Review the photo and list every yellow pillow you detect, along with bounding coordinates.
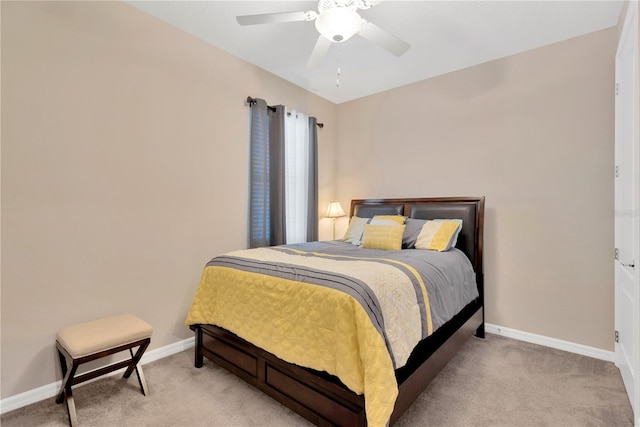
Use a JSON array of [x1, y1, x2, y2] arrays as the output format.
[[414, 220, 462, 251], [371, 215, 406, 225], [361, 224, 406, 250]]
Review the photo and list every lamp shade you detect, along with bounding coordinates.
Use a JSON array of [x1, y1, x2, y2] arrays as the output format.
[[315, 8, 362, 43], [326, 200, 346, 218]]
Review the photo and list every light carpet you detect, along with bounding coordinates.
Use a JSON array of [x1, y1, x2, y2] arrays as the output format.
[[1, 334, 633, 426]]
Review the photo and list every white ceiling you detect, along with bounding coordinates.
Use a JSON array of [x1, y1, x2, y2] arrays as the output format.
[[127, 1, 624, 104]]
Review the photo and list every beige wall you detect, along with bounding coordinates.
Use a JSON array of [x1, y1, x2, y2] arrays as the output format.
[[0, 0, 622, 403], [335, 28, 617, 351], [0, 1, 337, 398]]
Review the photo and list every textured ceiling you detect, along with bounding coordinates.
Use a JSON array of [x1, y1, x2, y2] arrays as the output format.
[[127, 1, 624, 104]]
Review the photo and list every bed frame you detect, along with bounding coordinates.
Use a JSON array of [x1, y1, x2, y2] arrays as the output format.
[[190, 197, 485, 426]]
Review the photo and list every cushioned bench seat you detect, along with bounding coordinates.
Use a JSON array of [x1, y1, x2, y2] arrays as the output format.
[[55, 314, 153, 426]]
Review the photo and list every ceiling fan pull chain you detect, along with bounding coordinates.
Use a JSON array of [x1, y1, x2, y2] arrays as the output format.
[[336, 46, 341, 87]]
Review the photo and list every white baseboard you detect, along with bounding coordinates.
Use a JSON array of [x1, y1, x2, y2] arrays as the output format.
[[485, 323, 615, 362], [140, 336, 195, 365], [0, 337, 195, 415]]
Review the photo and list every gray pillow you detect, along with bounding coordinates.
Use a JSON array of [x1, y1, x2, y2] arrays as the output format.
[[402, 218, 428, 249]]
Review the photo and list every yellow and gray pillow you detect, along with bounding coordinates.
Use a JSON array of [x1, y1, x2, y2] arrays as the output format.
[[414, 219, 463, 252]]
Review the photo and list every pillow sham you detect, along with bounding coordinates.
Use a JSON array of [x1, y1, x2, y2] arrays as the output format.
[[439, 219, 463, 249], [361, 224, 406, 250], [402, 218, 429, 249], [370, 215, 407, 226], [342, 216, 370, 245], [414, 219, 463, 252]]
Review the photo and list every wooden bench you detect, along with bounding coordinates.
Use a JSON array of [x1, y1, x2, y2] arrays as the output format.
[[55, 314, 153, 426]]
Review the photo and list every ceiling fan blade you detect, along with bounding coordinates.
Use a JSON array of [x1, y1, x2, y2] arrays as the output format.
[[307, 35, 333, 69], [236, 11, 317, 26], [358, 20, 410, 56]]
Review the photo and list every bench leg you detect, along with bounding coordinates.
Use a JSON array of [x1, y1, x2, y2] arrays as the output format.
[[122, 339, 150, 396], [55, 347, 78, 405], [56, 348, 68, 404], [64, 388, 79, 427], [129, 348, 150, 396], [56, 347, 79, 427]]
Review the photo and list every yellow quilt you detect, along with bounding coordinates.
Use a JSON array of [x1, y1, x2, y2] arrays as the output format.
[[186, 246, 434, 427]]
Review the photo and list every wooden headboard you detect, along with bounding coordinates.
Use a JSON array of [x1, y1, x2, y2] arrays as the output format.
[[350, 197, 485, 277]]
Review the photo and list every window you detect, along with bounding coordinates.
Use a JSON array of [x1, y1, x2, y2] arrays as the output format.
[[285, 111, 310, 244], [247, 99, 318, 248]]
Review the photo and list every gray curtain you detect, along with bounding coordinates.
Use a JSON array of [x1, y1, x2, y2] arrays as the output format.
[[248, 99, 286, 248], [268, 105, 287, 246], [306, 116, 319, 242]]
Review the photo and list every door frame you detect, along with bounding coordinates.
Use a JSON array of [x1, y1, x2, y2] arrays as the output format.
[[615, 2, 640, 425]]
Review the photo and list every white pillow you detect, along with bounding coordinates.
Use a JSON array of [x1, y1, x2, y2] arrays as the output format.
[[342, 216, 370, 245]]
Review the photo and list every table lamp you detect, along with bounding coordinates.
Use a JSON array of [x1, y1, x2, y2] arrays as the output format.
[[326, 200, 346, 240]]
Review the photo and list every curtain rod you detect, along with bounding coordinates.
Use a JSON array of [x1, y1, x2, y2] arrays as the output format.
[[246, 96, 324, 129]]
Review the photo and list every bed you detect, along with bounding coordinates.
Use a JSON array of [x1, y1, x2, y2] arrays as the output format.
[[187, 197, 485, 426]]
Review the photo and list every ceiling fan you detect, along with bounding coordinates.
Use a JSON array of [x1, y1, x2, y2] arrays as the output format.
[[236, 0, 410, 69]]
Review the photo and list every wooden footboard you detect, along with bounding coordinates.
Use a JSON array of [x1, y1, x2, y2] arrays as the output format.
[[392, 303, 483, 425], [192, 323, 367, 426], [191, 300, 482, 427]]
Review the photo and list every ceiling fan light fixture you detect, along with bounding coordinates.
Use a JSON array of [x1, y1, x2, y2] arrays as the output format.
[[315, 8, 362, 43]]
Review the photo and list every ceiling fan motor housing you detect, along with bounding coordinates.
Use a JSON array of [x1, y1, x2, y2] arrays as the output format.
[[315, 7, 363, 42]]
